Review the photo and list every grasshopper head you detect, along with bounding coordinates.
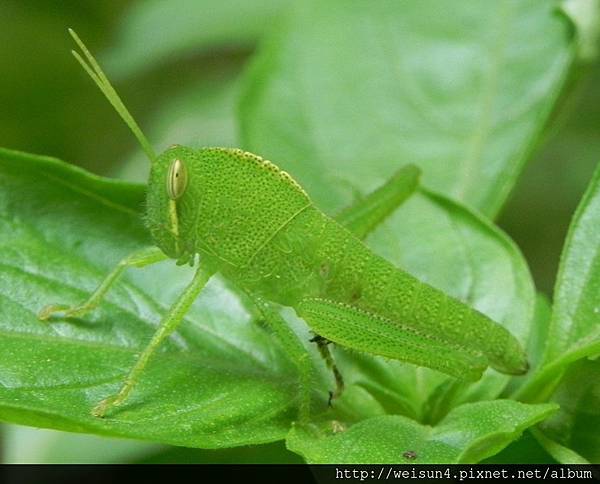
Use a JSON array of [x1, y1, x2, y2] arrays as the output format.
[[145, 145, 311, 268], [145, 145, 197, 264]]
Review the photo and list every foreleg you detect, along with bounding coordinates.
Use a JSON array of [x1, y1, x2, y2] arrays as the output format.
[[249, 295, 314, 422], [92, 264, 214, 417], [38, 246, 167, 320]]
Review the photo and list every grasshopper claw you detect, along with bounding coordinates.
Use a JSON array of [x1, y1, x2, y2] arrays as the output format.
[[38, 304, 70, 321], [91, 395, 119, 418]]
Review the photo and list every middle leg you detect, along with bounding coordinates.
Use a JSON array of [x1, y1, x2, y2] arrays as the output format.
[[247, 294, 315, 422], [309, 335, 345, 406]]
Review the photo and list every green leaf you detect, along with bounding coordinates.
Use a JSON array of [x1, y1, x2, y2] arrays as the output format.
[[482, 430, 557, 464], [544, 161, 600, 364], [103, 0, 293, 78], [0, 147, 309, 448], [135, 440, 304, 464], [239, 0, 574, 217], [287, 400, 557, 464], [527, 294, 554, 372], [516, 161, 600, 403], [561, 0, 600, 62], [503, 293, 552, 397], [531, 427, 590, 464], [539, 358, 600, 462]]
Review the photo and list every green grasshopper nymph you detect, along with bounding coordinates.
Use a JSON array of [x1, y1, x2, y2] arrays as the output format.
[[39, 30, 528, 420]]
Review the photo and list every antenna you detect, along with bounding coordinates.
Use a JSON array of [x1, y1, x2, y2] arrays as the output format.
[[69, 28, 157, 163]]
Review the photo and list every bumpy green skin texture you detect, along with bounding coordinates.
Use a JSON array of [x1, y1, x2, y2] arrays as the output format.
[[146, 146, 528, 380]]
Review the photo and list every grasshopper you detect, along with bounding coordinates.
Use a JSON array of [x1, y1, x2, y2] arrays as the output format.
[[39, 30, 528, 419]]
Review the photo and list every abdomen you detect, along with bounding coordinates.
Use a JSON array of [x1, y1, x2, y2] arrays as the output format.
[[233, 207, 527, 377]]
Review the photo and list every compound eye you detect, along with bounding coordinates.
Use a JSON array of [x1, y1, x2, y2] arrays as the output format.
[[166, 158, 188, 200]]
